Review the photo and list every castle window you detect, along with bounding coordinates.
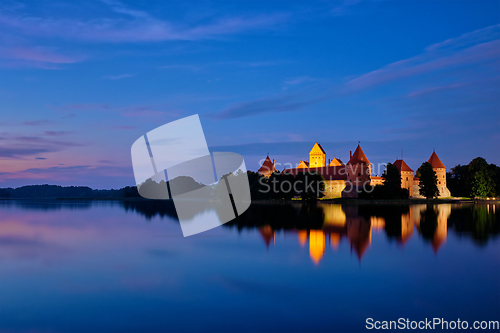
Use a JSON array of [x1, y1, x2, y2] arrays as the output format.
[[406, 177, 408, 181], [439, 181, 441, 184], [358, 173, 361, 176]]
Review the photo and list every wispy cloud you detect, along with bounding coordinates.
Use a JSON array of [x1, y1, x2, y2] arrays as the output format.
[[160, 60, 290, 72], [207, 24, 500, 120], [44, 131, 73, 137], [407, 83, 465, 98], [160, 64, 203, 71], [48, 103, 111, 111], [0, 132, 85, 159], [0, 146, 54, 158], [15, 136, 84, 147], [206, 88, 330, 120], [345, 24, 500, 92], [0, 2, 289, 43], [49, 103, 180, 118], [22, 120, 54, 126], [0, 164, 134, 189], [114, 126, 137, 130], [283, 76, 319, 85], [102, 73, 135, 80], [0, 45, 84, 69]]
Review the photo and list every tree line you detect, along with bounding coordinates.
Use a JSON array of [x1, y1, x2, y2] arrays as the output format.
[[447, 157, 500, 198], [248, 171, 325, 201], [1, 157, 497, 200]]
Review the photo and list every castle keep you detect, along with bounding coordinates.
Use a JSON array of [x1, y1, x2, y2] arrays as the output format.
[[258, 143, 451, 198]]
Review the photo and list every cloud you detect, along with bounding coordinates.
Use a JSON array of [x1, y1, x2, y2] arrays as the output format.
[[114, 126, 137, 130], [206, 84, 332, 120], [0, 45, 82, 63], [44, 131, 73, 137], [407, 83, 465, 98], [345, 24, 500, 92], [122, 107, 179, 118], [207, 24, 500, 120], [0, 3, 289, 43], [160, 64, 203, 71], [15, 136, 83, 147], [0, 164, 134, 189], [22, 120, 54, 126], [160, 60, 290, 72], [0, 146, 54, 158], [0, 133, 85, 159], [48, 103, 111, 111], [284, 76, 319, 85], [102, 73, 134, 80], [48, 103, 178, 118], [0, 43, 84, 69], [35, 157, 46, 160]]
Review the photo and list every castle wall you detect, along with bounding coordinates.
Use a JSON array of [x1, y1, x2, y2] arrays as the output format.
[[310, 154, 325, 168], [412, 177, 451, 198], [346, 164, 371, 187], [323, 180, 346, 199], [401, 170, 414, 196], [370, 176, 383, 186], [434, 168, 446, 187]]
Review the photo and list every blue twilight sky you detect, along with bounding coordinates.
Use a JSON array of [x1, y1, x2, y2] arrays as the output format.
[[0, 0, 499, 189]]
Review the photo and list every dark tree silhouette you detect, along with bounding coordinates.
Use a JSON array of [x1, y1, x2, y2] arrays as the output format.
[[382, 163, 408, 199], [295, 171, 325, 202], [418, 162, 439, 199], [447, 157, 498, 197]]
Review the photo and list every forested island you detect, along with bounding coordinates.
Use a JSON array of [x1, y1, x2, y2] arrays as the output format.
[[0, 157, 498, 201]]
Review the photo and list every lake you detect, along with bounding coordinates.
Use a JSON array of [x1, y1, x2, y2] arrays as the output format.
[[0, 200, 498, 332]]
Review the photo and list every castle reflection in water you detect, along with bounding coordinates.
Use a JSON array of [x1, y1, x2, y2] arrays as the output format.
[[253, 203, 497, 265], [116, 199, 498, 265]]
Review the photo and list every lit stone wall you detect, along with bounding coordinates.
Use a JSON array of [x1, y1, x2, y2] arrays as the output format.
[[323, 180, 347, 199], [309, 154, 325, 168], [401, 170, 414, 196]]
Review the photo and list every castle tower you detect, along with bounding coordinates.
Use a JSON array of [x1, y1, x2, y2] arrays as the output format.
[[309, 142, 326, 168], [428, 151, 446, 187], [414, 151, 450, 198], [258, 155, 277, 177], [346, 144, 371, 187], [394, 159, 414, 196]]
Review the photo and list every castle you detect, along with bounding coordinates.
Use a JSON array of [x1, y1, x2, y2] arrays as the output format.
[[258, 143, 451, 198]]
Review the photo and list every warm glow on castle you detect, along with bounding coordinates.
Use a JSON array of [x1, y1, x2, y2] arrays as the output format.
[[257, 204, 451, 264], [258, 143, 451, 198]]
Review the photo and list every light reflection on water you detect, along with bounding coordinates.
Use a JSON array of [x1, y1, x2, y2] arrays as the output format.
[[0, 200, 498, 333]]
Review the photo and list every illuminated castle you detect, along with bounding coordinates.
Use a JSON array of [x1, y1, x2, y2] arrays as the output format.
[[258, 143, 451, 198]]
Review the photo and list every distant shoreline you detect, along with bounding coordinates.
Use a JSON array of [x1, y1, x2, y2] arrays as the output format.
[[1, 197, 497, 204]]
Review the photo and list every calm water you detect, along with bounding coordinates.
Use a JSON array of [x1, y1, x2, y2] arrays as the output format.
[[0, 200, 498, 332]]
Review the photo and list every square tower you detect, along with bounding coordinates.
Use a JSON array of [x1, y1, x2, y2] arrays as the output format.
[[309, 142, 326, 168]]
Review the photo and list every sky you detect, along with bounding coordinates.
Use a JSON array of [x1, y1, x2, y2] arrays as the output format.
[[0, 0, 499, 189]]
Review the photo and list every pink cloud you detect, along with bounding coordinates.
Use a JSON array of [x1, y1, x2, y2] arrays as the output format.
[[0, 46, 82, 63]]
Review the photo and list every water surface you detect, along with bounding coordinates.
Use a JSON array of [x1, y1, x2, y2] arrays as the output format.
[[0, 200, 498, 332]]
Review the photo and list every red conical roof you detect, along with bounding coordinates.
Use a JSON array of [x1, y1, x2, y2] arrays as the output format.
[[428, 152, 446, 169], [258, 156, 276, 174], [393, 159, 413, 172], [348, 145, 370, 165]]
